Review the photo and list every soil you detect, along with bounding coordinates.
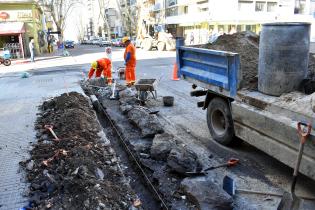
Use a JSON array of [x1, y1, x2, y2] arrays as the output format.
[[203, 31, 259, 90], [20, 92, 136, 210], [201, 31, 315, 90]]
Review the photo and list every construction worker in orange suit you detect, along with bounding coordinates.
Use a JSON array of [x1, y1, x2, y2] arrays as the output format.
[[88, 58, 112, 85], [122, 36, 136, 86]]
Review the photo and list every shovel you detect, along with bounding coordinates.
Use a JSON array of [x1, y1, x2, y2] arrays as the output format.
[[277, 122, 312, 210], [185, 158, 239, 176]]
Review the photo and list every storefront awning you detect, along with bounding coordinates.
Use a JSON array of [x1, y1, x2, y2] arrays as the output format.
[[0, 22, 25, 35]]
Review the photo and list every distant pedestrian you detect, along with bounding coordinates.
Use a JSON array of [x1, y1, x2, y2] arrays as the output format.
[[47, 35, 53, 53], [29, 39, 35, 62], [190, 32, 194, 45]]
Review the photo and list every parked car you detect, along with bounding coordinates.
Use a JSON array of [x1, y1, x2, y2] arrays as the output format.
[[112, 38, 123, 47], [99, 38, 111, 47], [85, 40, 92, 44], [64, 40, 74, 48], [92, 39, 99, 45]]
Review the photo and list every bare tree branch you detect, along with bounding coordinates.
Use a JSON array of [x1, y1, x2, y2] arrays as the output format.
[[98, 0, 111, 39], [39, 0, 82, 41]]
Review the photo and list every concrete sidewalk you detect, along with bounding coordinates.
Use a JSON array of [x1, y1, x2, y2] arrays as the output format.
[[0, 68, 84, 210]]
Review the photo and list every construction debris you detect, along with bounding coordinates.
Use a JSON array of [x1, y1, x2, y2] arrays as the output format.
[[167, 146, 200, 175], [201, 31, 315, 90], [20, 92, 136, 209], [150, 133, 176, 161], [127, 106, 164, 138], [180, 177, 233, 210]]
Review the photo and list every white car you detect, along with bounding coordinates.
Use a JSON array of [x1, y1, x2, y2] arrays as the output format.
[[92, 39, 99, 45], [98, 39, 111, 47]]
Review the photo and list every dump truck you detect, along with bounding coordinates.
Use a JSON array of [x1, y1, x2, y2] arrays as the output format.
[[176, 23, 315, 181]]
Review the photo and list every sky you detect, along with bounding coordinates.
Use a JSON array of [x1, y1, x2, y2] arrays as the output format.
[[64, 4, 87, 42]]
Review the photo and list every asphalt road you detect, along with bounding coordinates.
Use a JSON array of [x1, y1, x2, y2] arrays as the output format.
[[1, 44, 315, 209]]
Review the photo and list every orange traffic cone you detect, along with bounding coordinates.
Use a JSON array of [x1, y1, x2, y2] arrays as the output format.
[[172, 63, 180, 81]]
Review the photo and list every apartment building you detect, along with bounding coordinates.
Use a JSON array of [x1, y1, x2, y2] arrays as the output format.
[[84, 0, 140, 39], [150, 0, 315, 44], [209, 0, 314, 34]]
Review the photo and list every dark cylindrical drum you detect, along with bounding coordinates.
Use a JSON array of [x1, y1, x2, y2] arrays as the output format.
[[258, 22, 310, 96]]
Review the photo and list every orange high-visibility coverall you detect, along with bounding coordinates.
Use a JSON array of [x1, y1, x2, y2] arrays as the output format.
[[88, 58, 112, 83], [124, 43, 136, 85]]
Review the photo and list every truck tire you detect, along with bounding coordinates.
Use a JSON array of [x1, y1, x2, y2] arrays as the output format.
[[207, 97, 235, 145], [3, 59, 11, 66], [157, 42, 166, 51], [142, 38, 152, 51]]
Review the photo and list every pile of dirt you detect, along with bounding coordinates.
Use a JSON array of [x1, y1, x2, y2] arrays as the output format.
[[202, 31, 315, 90], [203, 31, 260, 89], [20, 92, 136, 210]]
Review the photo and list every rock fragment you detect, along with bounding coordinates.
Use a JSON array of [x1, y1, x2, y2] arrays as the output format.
[[180, 177, 233, 210], [150, 133, 175, 161], [127, 107, 164, 137], [167, 146, 199, 175]]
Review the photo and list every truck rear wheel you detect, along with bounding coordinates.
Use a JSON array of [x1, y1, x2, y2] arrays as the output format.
[[207, 97, 235, 145], [142, 38, 152, 51], [157, 42, 166, 51]]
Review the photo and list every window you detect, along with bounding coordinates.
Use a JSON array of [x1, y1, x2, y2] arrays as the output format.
[[255, 1, 266, 12], [184, 6, 188, 14], [245, 25, 256, 32], [237, 25, 242, 32], [167, 0, 177, 7], [238, 1, 253, 12], [267, 2, 277, 12], [166, 7, 178, 16]]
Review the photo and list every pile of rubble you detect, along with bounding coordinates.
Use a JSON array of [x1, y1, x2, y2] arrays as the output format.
[[91, 85, 234, 209], [20, 92, 136, 209]]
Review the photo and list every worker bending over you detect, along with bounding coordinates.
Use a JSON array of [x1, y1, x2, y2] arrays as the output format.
[[88, 58, 112, 85], [122, 36, 136, 86]]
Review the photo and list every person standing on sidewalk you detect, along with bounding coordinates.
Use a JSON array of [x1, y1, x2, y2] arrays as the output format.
[[29, 39, 35, 62], [122, 36, 136, 86]]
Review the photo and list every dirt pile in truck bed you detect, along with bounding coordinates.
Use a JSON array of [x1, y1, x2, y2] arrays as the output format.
[[203, 31, 259, 89], [20, 92, 135, 210], [201, 31, 315, 90]]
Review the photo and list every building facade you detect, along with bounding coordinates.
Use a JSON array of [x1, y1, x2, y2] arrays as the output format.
[[149, 0, 315, 44], [0, 0, 48, 58]]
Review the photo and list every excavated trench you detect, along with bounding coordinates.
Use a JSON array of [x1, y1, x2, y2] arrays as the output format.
[[82, 81, 235, 210], [93, 102, 163, 209]]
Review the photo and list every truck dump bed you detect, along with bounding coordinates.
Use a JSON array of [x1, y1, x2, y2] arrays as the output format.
[[177, 46, 241, 97], [177, 44, 315, 180]]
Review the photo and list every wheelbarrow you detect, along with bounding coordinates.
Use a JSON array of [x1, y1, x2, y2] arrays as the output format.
[[135, 79, 158, 104]]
